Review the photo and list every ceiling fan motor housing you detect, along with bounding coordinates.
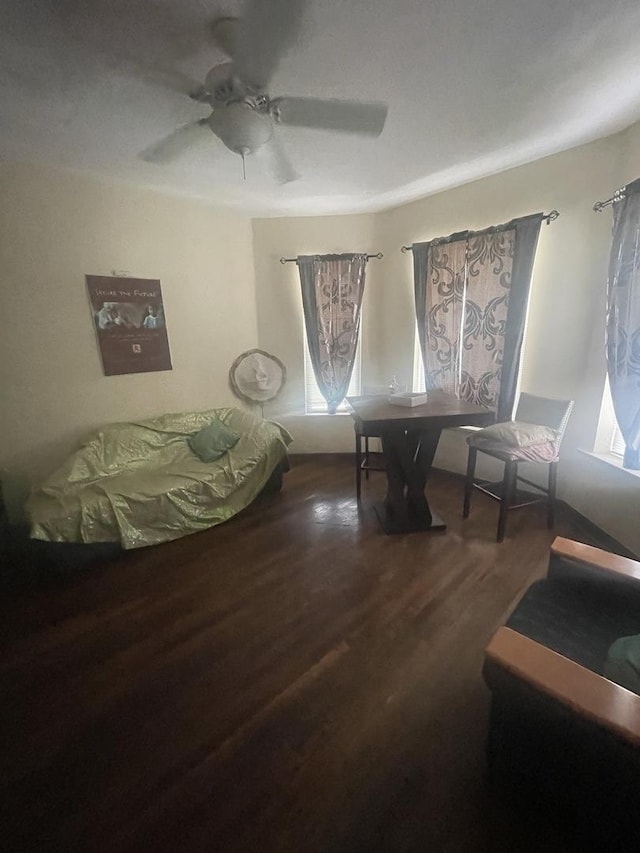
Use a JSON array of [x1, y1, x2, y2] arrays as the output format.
[[204, 62, 237, 98]]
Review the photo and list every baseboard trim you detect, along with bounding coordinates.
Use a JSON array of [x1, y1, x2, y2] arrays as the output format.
[[287, 456, 639, 560], [556, 500, 639, 560], [289, 452, 353, 464], [431, 466, 639, 559]]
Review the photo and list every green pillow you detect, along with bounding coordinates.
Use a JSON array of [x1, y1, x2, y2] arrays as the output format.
[[188, 419, 240, 462], [603, 634, 640, 694]]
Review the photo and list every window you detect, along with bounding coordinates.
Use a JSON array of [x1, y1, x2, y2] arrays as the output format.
[[611, 421, 625, 457], [303, 329, 362, 413], [595, 376, 627, 458]]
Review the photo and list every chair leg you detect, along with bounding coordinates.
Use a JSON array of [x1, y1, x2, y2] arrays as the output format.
[[497, 461, 517, 543], [355, 429, 362, 503], [463, 446, 477, 519], [548, 461, 558, 528], [365, 436, 370, 480]]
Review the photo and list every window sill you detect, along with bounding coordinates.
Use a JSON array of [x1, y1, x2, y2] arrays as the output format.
[[305, 411, 352, 417], [579, 449, 640, 482], [270, 409, 353, 418]]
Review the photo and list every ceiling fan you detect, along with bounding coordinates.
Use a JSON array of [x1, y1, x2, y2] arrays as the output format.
[[142, 0, 388, 184]]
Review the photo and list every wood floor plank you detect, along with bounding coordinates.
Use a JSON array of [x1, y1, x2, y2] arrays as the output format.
[[0, 457, 590, 852]]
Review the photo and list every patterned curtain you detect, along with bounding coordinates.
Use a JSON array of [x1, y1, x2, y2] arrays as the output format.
[[606, 178, 640, 469], [413, 213, 543, 420], [298, 254, 367, 414]]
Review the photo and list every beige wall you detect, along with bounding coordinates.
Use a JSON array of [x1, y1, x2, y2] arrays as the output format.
[[3, 122, 640, 549], [0, 165, 258, 519], [619, 120, 640, 181], [252, 125, 640, 553]]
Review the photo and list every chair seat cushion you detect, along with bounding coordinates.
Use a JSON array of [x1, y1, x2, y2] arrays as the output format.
[[467, 420, 559, 462], [470, 440, 558, 462], [506, 578, 640, 676], [468, 420, 557, 448], [604, 635, 640, 694]]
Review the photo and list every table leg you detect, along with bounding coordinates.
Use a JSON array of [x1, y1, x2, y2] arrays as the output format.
[[377, 429, 445, 533]]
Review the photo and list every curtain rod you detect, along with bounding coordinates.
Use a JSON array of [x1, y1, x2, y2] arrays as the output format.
[[279, 252, 383, 264], [593, 188, 626, 213], [400, 210, 560, 253]]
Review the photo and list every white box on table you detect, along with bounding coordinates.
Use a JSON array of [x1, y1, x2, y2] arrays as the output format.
[[387, 393, 428, 407]]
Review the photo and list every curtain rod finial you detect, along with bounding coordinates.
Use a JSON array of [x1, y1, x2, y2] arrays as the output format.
[[593, 187, 627, 213]]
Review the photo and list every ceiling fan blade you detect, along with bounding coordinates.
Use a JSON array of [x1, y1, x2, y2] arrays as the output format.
[[132, 63, 206, 99], [274, 97, 388, 136], [141, 119, 209, 164], [232, 0, 304, 88], [257, 133, 298, 185], [210, 18, 238, 59]]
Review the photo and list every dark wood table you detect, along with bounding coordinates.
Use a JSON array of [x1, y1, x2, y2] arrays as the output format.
[[347, 392, 494, 533]]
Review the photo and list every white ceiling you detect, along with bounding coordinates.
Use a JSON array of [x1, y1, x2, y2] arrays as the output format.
[[2, 0, 640, 217]]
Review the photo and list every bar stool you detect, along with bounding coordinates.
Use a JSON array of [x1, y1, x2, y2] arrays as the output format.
[[462, 392, 574, 542], [354, 425, 385, 501]]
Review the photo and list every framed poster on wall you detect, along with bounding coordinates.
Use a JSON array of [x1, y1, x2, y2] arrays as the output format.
[[86, 275, 172, 376]]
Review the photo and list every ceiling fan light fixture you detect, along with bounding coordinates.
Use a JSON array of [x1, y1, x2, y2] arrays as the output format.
[[208, 103, 273, 155]]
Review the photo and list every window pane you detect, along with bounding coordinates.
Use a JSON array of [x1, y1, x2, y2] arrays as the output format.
[[304, 329, 362, 413], [611, 422, 625, 456]]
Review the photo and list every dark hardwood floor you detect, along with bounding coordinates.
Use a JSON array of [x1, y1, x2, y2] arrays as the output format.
[[1, 457, 596, 852]]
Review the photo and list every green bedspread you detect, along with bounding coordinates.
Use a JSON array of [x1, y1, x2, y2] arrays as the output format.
[[28, 408, 292, 549]]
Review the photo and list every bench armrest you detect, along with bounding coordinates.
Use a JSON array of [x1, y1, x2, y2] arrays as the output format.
[[549, 536, 640, 590], [485, 626, 640, 747]]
